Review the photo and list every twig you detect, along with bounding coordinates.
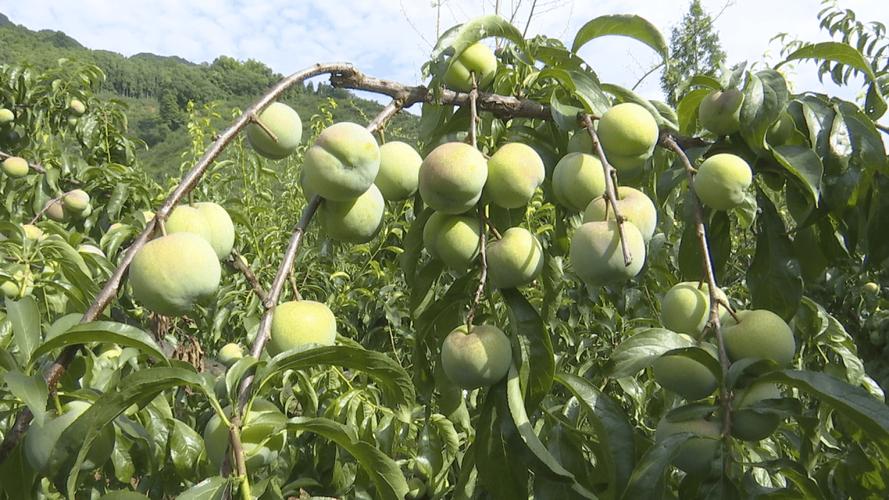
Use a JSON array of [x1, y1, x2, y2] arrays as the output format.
[[659, 133, 733, 478], [228, 418, 251, 500], [877, 122, 889, 135], [29, 193, 65, 224], [0, 149, 47, 174], [580, 113, 632, 266], [0, 62, 360, 466], [465, 76, 486, 329], [248, 113, 278, 143], [227, 249, 268, 302]]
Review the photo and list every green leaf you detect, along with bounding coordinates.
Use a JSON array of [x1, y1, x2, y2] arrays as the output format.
[[611, 328, 695, 378], [29, 321, 168, 367], [5, 296, 40, 364], [505, 366, 596, 498], [430, 15, 527, 79], [53, 367, 220, 496], [601, 83, 679, 131], [778, 42, 885, 118], [676, 89, 710, 135], [2, 370, 48, 426], [740, 70, 789, 151], [0, 441, 37, 500], [556, 373, 635, 496], [620, 433, 697, 499], [502, 288, 554, 411], [176, 476, 231, 500], [99, 491, 152, 500], [772, 145, 824, 202], [255, 345, 414, 407], [400, 207, 432, 286], [550, 91, 584, 132], [678, 207, 730, 282], [475, 381, 531, 498], [763, 370, 889, 447], [169, 418, 205, 479], [747, 190, 803, 321], [572, 15, 668, 63], [285, 416, 409, 500]]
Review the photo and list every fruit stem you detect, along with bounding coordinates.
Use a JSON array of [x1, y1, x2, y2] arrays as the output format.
[[248, 112, 279, 144], [467, 72, 479, 148], [660, 133, 734, 481], [227, 417, 251, 499], [0, 149, 47, 173], [579, 113, 633, 267]]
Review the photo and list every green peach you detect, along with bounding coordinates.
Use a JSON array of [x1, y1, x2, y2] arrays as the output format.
[[583, 186, 657, 243], [698, 89, 743, 136], [204, 399, 287, 472], [441, 324, 512, 389], [302, 122, 380, 201], [375, 141, 422, 201], [268, 300, 337, 356], [1, 263, 32, 299], [655, 416, 721, 476], [693, 153, 752, 211], [652, 342, 718, 400], [569, 220, 646, 285], [423, 212, 480, 270], [443, 42, 497, 92], [319, 184, 385, 243], [69, 99, 86, 116], [62, 189, 90, 213], [1, 156, 28, 177], [552, 152, 606, 212], [863, 282, 880, 296], [608, 150, 651, 172], [166, 205, 213, 243], [486, 227, 544, 289], [218, 343, 244, 367], [485, 143, 545, 208], [731, 383, 783, 441], [22, 224, 44, 241], [597, 103, 658, 158], [0, 108, 14, 124], [44, 199, 67, 222], [193, 202, 235, 259], [722, 309, 796, 366], [129, 233, 222, 316], [418, 142, 487, 214], [246, 102, 302, 160], [661, 282, 710, 337], [567, 130, 593, 154]]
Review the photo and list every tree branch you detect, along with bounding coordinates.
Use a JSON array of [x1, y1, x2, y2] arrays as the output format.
[[227, 249, 268, 303], [877, 122, 889, 135], [0, 62, 360, 466], [330, 70, 552, 121], [465, 74, 487, 329], [0, 149, 47, 174], [580, 113, 633, 266], [659, 133, 733, 476]]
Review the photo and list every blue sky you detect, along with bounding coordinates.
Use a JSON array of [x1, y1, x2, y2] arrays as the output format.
[[0, 0, 884, 106]]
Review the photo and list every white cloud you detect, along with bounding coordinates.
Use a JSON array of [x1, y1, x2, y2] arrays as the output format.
[[0, 0, 884, 107]]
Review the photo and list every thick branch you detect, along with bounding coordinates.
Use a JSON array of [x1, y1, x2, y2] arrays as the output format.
[[580, 114, 632, 266], [0, 149, 47, 174], [330, 71, 552, 121], [0, 62, 359, 466], [660, 133, 733, 475]]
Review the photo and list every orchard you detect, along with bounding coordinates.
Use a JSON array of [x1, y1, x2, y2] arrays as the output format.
[[1, 5, 889, 500]]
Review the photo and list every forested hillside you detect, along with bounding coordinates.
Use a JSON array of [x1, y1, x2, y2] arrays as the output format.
[[0, 12, 419, 178]]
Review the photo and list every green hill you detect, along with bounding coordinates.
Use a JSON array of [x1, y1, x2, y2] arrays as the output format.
[[0, 12, 419, 179]]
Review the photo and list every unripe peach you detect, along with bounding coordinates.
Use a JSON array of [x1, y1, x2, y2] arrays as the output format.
[[1, 156, 28, 177], [485, 143, 545, 208], [698, 89, 743, 136], [246, 102, 302, 160], [486, 227, 543, 289], [302, 122, 380, 201], [268, 300, 337, 356], [597, 103, 658, 160], [319, 184, 385, 243], [552, 153, 605, 212], [569, 220, 645, 285], [443, 42, 497, 92], [375, 141, 422, 201], [722, 309, 795, 366], [693, 153, 752, 211], [441, 324, 512, 389], [423, 212, 480, 270], [583, 186, 657, 243], [418, 142, 487, 214]]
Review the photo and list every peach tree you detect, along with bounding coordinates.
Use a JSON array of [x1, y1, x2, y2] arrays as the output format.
[[1, 8, 888, 500]]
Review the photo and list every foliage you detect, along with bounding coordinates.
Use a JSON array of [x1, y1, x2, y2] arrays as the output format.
[[1, 5, 889, 500], [659, 0, 727, 106]]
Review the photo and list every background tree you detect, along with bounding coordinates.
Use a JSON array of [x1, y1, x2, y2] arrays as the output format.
[[660, 0, 727, 105]]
